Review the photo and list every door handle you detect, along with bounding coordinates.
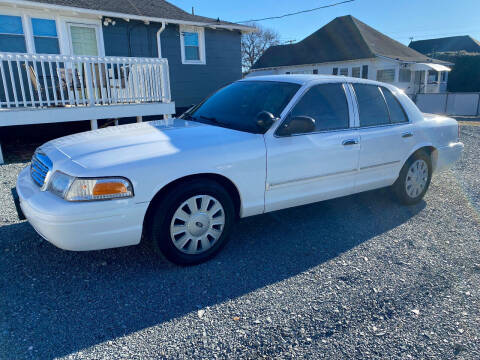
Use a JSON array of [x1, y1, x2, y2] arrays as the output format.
[[342, 139, 359, 146], [402, 132, 413, 138]]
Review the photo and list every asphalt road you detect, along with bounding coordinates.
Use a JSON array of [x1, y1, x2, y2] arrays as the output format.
[[1, 125, 479, 359]]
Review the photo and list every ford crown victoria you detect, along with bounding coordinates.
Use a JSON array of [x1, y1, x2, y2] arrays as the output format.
[[16, 75, 464, 265]]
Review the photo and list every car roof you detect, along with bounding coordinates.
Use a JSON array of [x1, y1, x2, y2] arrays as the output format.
[[241, 74, 386, 87]]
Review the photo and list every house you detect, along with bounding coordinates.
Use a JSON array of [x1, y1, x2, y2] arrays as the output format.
[[409, 36, 480, 93], [409, 36, 480, 56], [248, 15, 452, 96], [0, 0, 253, 163]]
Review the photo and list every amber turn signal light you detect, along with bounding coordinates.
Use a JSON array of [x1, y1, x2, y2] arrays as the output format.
[[92, 182, 128, 196]]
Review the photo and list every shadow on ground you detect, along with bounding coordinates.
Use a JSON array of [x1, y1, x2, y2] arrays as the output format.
[[0, 189, 424, 358]]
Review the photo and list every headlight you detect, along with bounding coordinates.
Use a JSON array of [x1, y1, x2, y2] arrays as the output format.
[[48, 172, 134, 201], [48, 171, 75, 198]]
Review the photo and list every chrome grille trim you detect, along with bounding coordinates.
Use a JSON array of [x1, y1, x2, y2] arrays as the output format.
[[31, 151, 53, 189]]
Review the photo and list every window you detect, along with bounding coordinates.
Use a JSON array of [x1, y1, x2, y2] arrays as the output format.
[[313, 69, 318, 74], [352, 67, 361, 78], [377, 69, 395, 83], [353, 84, 390, 127], [287, 83, 350, 133], [362, 65, 369, 79], [180, 26, 205, 64], [0, 14, 26, 52], [187, 81, 300, 134], [428, 70, 438, 83], [69, 24, 99, 56], [380, 87, 408, 123], [340, 68, 348, 76], [184, 32, 199, 60], [441, 72, 447, 82], [399, 69, 411, 83], [332, 68, 338, 75], [32, 18, 59, 54]]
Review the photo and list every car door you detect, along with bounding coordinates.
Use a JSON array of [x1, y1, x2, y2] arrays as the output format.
[[264, 82, 360, 212], [350, 83, 415, 193]]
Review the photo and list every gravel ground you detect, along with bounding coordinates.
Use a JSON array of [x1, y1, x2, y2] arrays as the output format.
[[0, 125, 479, 359]]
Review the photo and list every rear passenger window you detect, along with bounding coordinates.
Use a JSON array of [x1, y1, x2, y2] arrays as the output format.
[[289, 83, 350, 132], [353, 84, 390, 127], [380, 87, 408, 123]]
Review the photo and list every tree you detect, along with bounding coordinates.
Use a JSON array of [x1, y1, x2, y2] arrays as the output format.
[[241, 24, 280, 75]]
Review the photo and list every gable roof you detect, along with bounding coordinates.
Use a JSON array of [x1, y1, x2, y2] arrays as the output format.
[[6, 0, 253, 31], [252, 15, 442, 69], [409, 36, 480, 55]]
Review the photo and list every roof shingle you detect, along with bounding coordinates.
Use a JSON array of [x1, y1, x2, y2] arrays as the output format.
[[253, 15, 442, 69], [28, 0, 242, 27], [409, 36, 480, 55]]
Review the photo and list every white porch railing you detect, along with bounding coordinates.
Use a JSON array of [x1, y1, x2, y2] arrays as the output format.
[[0, 52, 171, 109]]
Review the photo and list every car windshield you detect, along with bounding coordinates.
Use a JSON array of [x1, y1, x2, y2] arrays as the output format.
[[181, 81, 301, 134]]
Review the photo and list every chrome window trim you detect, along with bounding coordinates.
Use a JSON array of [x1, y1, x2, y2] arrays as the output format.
[[274, 82, 353, 138]]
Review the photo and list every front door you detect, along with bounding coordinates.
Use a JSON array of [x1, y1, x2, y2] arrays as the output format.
[[350, 83, 414, 193], [265, 82, 360, 212]]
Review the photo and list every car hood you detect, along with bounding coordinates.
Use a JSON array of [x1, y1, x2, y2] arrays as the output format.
[[44, 119, 259, 170]]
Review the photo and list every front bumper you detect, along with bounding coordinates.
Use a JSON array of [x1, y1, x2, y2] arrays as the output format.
[[435, 142, 464, 172], [16, 167, 149, 251]]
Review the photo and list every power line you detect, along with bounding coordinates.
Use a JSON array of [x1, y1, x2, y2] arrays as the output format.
[[235, 0, 356, 23]]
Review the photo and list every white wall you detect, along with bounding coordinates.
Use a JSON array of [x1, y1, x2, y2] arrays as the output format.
[[416, 93, 480, 116], [248, 57, 448, 95]]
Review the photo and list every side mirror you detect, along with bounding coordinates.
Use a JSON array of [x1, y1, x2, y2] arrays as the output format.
[[256, 111, 276, 133], [277, 115, 316, 136]]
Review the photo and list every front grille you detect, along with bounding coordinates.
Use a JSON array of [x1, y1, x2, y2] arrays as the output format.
[[31, 152, 52, 188]]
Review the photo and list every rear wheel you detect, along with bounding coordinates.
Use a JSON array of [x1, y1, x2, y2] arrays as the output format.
[[393, 151, 432, 205], [148, 180, 235, 265]]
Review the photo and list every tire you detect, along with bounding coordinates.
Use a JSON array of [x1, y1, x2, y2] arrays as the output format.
[[392, 151, 432, 205], [148, 179, 235, 265]]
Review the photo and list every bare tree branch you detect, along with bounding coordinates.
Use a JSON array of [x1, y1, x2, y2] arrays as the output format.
[[241, 23, 280, 75]]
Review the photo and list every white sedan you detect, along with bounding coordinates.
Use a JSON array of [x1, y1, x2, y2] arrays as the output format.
[[16, 75, 463, 265]]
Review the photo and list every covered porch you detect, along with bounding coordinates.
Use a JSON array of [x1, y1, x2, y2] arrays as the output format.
[[0, 52, 175, 163], [410, 62, 451, 94]]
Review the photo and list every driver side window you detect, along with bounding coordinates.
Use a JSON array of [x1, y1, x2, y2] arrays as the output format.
[[287, 83, 350, 134]]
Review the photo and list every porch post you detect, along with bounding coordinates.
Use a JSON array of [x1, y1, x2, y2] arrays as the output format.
[[0, 143, 4, 165], [90, 119, 98, 130], [423, 70, 428, 93], [136, 116, 143, 123]]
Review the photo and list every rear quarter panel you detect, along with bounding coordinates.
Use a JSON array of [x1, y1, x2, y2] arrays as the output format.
[[391, 88, 459, 165]]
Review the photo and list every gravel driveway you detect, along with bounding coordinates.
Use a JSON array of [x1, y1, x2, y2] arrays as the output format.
[[1, 125, 479, 359]]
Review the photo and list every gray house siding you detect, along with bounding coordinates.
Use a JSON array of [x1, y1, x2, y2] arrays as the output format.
[[102, 20, 242, 109]]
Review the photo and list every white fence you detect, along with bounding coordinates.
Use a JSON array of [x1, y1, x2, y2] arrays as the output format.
[[415, 93, 480, 116], [0, 52, 171, 109]]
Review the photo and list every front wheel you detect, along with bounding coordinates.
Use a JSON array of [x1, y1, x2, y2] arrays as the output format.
[[148, 180, 235, 265], [392, 151, 432, 205]]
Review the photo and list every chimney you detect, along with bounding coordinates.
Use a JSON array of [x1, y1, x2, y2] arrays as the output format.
[[192, 7, 195, 15]]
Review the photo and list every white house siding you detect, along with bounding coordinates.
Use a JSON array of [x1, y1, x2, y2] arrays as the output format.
[[248, 57, 448, 95]]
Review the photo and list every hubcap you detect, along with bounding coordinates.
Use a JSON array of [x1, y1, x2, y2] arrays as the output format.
[[405, 159, 428, 199], [170, 195, 225, 255]]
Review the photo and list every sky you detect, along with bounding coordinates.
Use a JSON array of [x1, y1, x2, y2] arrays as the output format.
[[171, 0, 480, 45]]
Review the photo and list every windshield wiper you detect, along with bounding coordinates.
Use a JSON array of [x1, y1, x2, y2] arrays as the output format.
[[182, 113, 197, 121], [199, 115, 222, 125]]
